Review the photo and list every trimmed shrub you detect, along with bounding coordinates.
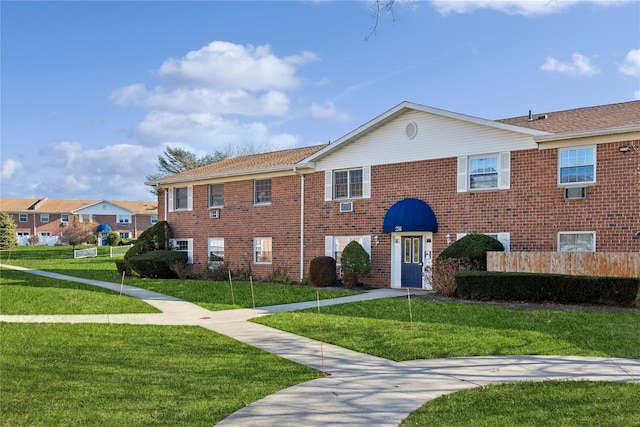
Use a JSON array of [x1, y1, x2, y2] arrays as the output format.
[[437, 233, 504, 270], [309, 256, 337, 287], [107, 232, 121, 246], [456, 271, 640, 307], [340, 241, 371, 288], [124, 221, 174, 261], [126, 250, 187, 279]]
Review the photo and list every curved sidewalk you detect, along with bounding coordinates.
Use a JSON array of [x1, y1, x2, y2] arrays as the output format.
[[2, 264, 639, 427]]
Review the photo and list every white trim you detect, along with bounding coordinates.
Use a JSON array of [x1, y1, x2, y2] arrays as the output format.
[[253, 237, 273, 264], [557, 231, 596, 252], [558, 146, 596, 186], [390, 232, 433, 290], [457, 156, 468, 193]]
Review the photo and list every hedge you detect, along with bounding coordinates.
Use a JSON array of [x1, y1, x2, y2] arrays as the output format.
[[126, 250, 187, 279], [456, 271, 640, 307]]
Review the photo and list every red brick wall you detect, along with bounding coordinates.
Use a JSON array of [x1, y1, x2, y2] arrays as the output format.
[[167, 175, 303, 279]]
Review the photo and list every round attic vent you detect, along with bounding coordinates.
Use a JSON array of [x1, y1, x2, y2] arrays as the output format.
[[405, 121, 418, 139]]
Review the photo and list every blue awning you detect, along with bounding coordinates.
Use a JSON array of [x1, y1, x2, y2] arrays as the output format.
[[382, 198, 438, 233], [97, 223, 112, 233]]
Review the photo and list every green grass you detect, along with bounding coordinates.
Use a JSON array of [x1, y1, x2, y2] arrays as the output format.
[[0, 246, 358, 310], [253, 298, 640, 360], [0, 323, 319, 426], [401, 381, 640, 427], [0, 268, 159, 315]]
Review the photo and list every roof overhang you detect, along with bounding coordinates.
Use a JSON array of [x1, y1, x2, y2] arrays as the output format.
[[534, 124, 640, 144]]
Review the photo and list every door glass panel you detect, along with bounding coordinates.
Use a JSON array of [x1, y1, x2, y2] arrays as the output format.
[[412, 238, 420, 263], [404, 239, 411, 263]]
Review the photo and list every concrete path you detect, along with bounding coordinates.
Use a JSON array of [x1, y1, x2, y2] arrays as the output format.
[[2, 264, 639, 427]]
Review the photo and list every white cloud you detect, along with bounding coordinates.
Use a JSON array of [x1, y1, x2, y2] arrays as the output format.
[[632, 90, 640, 100], [309, 101, 350, 122], [619, 49, 640, 77], [430, 0, 631, 16], [540, 53, 599, 76], [0, 159, 24, 182]]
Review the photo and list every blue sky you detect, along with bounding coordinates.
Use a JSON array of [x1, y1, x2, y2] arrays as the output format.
[[1, 0, 639, 202]]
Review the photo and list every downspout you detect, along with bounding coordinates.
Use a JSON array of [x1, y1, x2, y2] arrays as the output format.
[[293, 167, 305, 281]]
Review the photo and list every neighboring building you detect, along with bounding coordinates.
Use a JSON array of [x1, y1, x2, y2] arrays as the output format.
[[0, 198, 158, 246], [148, 101, 640, 287]]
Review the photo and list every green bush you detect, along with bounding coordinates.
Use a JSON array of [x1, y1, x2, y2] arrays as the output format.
[[264, 266, 291, 284], [309, 256, 337, 287], [456, 271, 640, 307], [126, 250, 187, 279], [340, 241, 370, 288], [124, 221, 174, 261], [107, 232, 121, 246], [437, 234, 504, 269]]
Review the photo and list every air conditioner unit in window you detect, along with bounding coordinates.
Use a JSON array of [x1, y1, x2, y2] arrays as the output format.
[[339, 201, 354, 213], [210, 209, 220, 219], [564, 186, 587, 200]]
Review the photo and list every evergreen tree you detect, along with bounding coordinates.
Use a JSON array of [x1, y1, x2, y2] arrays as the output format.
[[0, 212, 18, 249]]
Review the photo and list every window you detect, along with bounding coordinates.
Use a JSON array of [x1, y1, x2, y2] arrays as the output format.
[[171, 238, 193, 263], [254, 237, 272, 264], [119, 232, 131, 239], [151, 215, 158, 225], [79, 214, 92, 223], [40, 213, 49, 223], [469, 156, 498, 189], [61, 214, 69, 223], [559, 147, 595, 184], [334, 169, 363, 199], [39, 232, 51, 237], [325, 235, 372, 265], [457, 153, 510, 192], [254, 179, 272, 204], [208, 238, 225, 265], [324, 167, 371, 201], [19, 213, 27, 222], [174, 187, 189, 210], [558, 232, 595, 252], [118, 215, 131, 224], [208, 184, 224, 207]]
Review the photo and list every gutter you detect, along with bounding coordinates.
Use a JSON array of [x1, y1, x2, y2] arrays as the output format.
[[293, 166, 305, 281], [534, 124, 640, 143]]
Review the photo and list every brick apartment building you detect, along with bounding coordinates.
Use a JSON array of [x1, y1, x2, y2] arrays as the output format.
[[0, 198, 158, 246], [148, 101, 640, 288]]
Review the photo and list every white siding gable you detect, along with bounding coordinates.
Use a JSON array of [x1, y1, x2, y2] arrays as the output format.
[[73, 202, 132, 216], [315, 110, 537, 171]]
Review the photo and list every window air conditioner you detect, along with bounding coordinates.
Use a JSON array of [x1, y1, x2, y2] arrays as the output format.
[[210, 209, 220, 219], [339, 201, 354, 213], [564, 186, 587, 200]]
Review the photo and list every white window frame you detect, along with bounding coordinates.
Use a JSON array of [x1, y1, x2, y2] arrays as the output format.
[[456, 232, 511, 252], [118, 215, 131, 224], [40, 213, 49, 223], [333, 168, 364, 199], [18, 213, 27, 222], [79, 214, 92, 223], [61, 214, 69, 223], [558, 146, 596, 185], [39, 232, 51, 237], [457, 152, 510, 192], [254, 179, 272, 205], [324, 166, 371, 201], [253, 237, 273, 264], [208, 183, 224, 208], [171, 238, 194, 263], [119, 232, 131, 239], [324, 235, 372, 266], [150, 215, 158, 225], [558, 232, 595, 252], [208, 237, 225, 266]]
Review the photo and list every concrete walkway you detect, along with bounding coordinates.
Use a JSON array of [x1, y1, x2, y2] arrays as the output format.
[[2, 264, 639, 426]]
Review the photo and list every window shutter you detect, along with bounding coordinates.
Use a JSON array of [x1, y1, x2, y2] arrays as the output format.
[[325, 236, 334, 258], [361, 235, 372, 256], [324, 171, 333, 201], [496, 232, 510, 252], [498, 152, 511, 190], [187, 186, 193, 211], [362, 166, 371, 199], [187, 238, 194, 264], [457, 156, 468, 193], [168, 188, 174, 212]]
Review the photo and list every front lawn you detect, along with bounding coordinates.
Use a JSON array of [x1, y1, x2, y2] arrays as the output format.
[[0, 268, 158, 314], [0, 323, 319, 426], [253, 298, 640, 360]]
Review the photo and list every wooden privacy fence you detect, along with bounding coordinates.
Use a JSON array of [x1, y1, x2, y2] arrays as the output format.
[[487, 252, 640, 279]]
